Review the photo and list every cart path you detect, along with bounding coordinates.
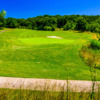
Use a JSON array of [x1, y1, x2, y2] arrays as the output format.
[[0, 77, 100, 92]]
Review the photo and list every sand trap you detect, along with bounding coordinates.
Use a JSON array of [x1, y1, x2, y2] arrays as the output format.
[[47, 36, 63, 39]]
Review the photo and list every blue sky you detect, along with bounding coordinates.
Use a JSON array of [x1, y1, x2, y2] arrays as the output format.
[[0, 0, 100, 18]]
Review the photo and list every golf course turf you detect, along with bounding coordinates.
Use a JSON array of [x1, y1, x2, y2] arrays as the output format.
[[0, 29, 100, 80]]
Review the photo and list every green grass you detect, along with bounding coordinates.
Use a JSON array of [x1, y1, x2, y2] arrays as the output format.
[[0, 28, 100, 80]]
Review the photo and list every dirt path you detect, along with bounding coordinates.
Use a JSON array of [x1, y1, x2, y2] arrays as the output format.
[[0, 28, 12, 33], [0, 30, 6, 33], [0, 77, 100, 92]]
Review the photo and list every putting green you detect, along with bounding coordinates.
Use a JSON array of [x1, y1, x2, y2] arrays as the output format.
[[19, 37, 82, 45]]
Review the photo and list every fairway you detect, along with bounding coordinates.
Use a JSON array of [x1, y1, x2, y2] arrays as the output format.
[[0, 29, 100, 80]]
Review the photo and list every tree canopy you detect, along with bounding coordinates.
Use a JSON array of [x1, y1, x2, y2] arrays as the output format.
[[0, 9, 100, 33], [0, 10, 6, 28]]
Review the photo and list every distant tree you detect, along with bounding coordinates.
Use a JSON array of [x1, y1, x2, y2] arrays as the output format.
[[63, 22, 71, 30], [0, 10, 6, 28], [89, 22, 100, 32], [95, 27, 100, 33], [0, 12, 100, 32], [63, 21, 76, 30], [95, 17, 100, 24], [17, 19, 33, 29], [0, 10, 6, 17], [17, 19, 26, 26], [6, 18, 18, 28], [57, 16, 66, 28], [27, 18, 36, 29], [76, 17, 88, 31], [0, 15, 4, 27]]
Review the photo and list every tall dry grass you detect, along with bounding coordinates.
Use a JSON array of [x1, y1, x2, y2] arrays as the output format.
[[0, 80, 99, 100]]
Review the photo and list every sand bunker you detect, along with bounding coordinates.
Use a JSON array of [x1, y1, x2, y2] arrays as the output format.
[[47, 36, 63, 39]]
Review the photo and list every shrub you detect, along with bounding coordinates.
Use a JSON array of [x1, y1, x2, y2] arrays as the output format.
[[18, 26, 26, 29], [0, 27, 3, 30], [90, 39, 100, 49], [51, 25, 56, 31], [95, 28, 100, 33], [44, 26, 52, 31], [27, 25, 32, 29], [33, 27, 38, 30]]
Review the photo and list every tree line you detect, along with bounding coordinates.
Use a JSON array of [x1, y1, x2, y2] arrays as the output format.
[[0, 10, 100, 32]]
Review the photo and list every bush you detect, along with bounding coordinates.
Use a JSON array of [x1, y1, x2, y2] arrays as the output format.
[[18, 26, 27, 29], [95, 27, 100, 33], [0, 27, 3, 30], [33, 27, 38, 30], [91, 39, 100, 49], [51, 25, 56, 31], [27, 25, 32, 29], [44, 26, 52, 31]]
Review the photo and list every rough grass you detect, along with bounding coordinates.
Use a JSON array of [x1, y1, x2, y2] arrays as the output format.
[[1, 29, 100, 80], [80, 44, 100, 70], [0, 88, 100, 100]]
